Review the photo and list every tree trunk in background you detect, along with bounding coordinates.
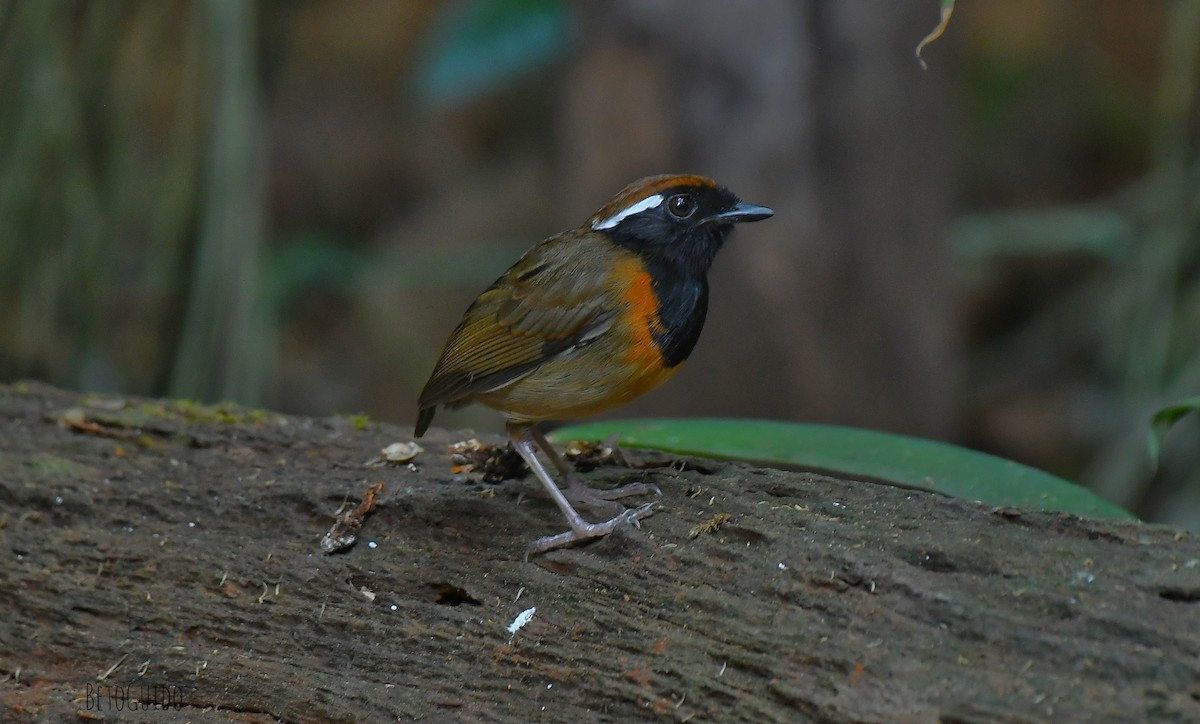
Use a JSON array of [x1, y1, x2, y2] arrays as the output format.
[[561, 0, 960, 439], [170, 0, 272, 405]]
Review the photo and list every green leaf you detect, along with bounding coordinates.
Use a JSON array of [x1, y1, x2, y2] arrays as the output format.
[[416, 0, 568, 107], [1148, 396, 1200, 466], [551, 418, 1136, 520], [268, 233, 364, 310], [953, 209, 1134, 261]]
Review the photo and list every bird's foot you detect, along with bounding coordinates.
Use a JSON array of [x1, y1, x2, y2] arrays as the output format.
[[563, 478, 660, 515], [526, 502, 656, 558]]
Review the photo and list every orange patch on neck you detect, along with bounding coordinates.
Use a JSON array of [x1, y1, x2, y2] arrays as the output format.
[[617, 258, 663, 346], [614, 258, 677, 396]]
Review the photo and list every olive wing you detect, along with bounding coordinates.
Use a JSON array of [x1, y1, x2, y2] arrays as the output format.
[[417, 237, 617, 417]]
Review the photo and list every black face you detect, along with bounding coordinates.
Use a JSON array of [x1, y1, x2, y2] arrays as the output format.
[[600, 184, 746, 275], [594, 182, 772, 367]]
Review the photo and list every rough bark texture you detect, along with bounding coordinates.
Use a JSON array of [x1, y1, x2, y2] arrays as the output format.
[[2, 382, 1198, 722]]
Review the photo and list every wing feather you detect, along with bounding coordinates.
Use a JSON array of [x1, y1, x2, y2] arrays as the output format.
[[417, 233, 618, 411]]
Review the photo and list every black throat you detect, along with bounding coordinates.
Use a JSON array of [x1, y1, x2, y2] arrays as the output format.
[[643, 256, 710, 367], [606, 224, 730, 368]]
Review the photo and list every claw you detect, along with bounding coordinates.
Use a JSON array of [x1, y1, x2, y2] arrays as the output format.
[[525, 502, 656, 556], [565, 479, 658, 508]]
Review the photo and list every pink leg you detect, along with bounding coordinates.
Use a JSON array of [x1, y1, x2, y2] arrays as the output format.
[[528, 426, 660, 514], [508, 422, 655, 557]]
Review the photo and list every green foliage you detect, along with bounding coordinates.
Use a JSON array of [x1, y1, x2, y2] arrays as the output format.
[[553, 419, 1135, 520], [1149, 397, 1200, 466], [416, 0, 568, 107], [0, 2, 269, 404], [955, 1, 1200, 526], [0, 1, 156, 388], [954, 208, 1132, 261], [268, 234, 365, 313]]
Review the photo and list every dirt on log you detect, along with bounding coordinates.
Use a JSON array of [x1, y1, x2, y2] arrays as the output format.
[[1, 382, 1198, 722]]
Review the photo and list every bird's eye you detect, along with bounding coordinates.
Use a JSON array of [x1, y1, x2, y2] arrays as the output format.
[[667, 193, 697, 219]]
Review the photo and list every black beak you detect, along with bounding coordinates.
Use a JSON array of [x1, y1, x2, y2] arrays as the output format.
[[708, 201, 774, 224]]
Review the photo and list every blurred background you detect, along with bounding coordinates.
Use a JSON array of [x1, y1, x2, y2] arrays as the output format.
[[2, 0, 1198, 530]]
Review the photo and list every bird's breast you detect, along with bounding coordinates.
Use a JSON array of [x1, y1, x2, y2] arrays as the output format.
[[474, 255, 687, 421], [638, 255, 709, 369], [613, 256, 673, 373]]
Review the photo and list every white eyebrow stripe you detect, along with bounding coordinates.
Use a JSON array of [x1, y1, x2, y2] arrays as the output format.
[[591, 194, 664, 230]]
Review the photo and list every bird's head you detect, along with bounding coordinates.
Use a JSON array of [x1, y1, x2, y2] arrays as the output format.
[[587, 174, 773, 274]]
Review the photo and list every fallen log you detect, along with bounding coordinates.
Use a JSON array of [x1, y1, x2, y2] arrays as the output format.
[[1, 382, 1197, 722]]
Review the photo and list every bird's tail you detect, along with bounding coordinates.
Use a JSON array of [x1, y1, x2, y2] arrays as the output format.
[[414, 406, 435, 438]]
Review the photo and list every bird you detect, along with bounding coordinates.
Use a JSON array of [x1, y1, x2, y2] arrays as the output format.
[[414, 174, 773, 555]]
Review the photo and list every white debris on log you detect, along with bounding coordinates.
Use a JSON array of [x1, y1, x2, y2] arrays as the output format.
[[507, 606, 536, 643]]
